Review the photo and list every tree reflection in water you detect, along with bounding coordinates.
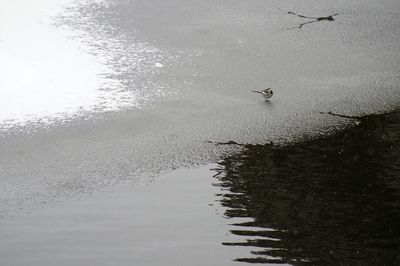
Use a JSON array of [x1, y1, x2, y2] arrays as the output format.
[[213, 111, 400, 265]]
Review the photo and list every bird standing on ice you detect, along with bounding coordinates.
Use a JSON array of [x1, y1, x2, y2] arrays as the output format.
[[252, 88, 273, 101]]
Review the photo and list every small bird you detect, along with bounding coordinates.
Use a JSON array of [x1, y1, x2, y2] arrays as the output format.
[[252, 88, 273, 101]]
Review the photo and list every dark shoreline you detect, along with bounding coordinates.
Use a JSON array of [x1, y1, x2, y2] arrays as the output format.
[[213, 110, 400, 265]]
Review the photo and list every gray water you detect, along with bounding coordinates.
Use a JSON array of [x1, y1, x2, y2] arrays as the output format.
[[1, 111, 399, 265], [214, 111, 400, 265]]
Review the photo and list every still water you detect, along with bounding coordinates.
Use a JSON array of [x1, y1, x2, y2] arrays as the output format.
[[213, 111, 400, 265]]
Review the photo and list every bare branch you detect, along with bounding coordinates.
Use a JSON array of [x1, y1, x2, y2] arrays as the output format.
[[207, 140, 246, 146], [319, 111, 363, 119], [278, 8, 339, 30], [287, 11, 318, 20], [287, 20, 318, 30]]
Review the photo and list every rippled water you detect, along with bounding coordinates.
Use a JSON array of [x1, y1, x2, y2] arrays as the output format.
[[213, 111, 400, 265]]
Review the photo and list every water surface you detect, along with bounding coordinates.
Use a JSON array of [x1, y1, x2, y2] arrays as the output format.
[[214, 111, 400, 265], [2, 0, 400, 223], [1, 112, 399, 265]]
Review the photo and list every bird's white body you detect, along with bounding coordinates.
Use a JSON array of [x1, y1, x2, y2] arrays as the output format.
[[252, 88, 273, 101]]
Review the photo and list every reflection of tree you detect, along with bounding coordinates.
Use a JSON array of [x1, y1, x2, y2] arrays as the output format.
[[214, 112, 400, 265]]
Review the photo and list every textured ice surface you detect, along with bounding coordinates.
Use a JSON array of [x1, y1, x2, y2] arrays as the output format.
[[1, 0, 400, 218], [0, 0, 176, 131]]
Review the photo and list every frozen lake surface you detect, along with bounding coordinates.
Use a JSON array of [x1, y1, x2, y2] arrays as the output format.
[[0, 0, 174, 130], [1, 110, 399, 266], [0, 1, 400, 262]]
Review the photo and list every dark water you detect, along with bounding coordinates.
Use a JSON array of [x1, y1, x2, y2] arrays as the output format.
[[213, 111, 400, 265]]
